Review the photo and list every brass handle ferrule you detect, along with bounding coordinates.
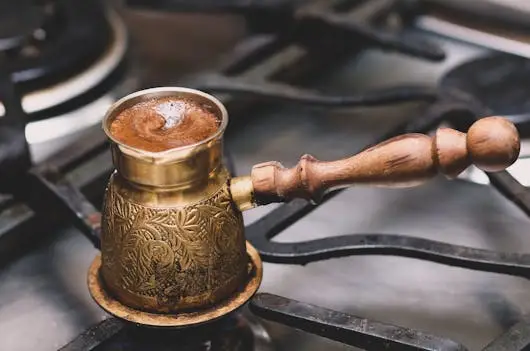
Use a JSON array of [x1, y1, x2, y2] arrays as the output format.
[[230, 176, 256, 212]]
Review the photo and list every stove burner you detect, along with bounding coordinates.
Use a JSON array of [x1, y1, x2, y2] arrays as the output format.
[[440, 54, 530, 116], [0, 1, 129, 163], [0, 0, 46, 51], [4, 0, 113, 93], [61, 313, 273, 351]]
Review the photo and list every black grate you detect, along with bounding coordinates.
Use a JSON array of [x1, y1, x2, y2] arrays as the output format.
[[2, 0, 530, 350]]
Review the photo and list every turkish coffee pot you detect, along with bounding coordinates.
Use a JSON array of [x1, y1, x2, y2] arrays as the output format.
[[88, 87, 520, 327]]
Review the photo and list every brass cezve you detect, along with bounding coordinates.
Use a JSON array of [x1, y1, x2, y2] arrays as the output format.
[[100, 87, 254, 314], [97, 86, 521, 316]]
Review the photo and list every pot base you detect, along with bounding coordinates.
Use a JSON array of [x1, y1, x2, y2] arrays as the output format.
[[88, 241, 263, 328]]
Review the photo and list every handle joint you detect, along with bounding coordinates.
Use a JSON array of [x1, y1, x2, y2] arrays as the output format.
[[230, 176, 256, 211]]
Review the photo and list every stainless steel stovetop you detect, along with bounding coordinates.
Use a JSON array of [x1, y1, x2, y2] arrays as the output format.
[[2, 2, 530, 350]]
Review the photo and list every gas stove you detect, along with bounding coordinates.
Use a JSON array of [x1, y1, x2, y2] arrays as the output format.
[[2, 1, 530, 350], [0, 0, 131, 164]]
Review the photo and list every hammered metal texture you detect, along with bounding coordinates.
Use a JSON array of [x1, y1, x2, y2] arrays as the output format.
[[100, 178, 248, 313]]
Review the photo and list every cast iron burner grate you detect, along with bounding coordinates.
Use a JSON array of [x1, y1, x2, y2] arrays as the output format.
[[3, 0, 530, 350]]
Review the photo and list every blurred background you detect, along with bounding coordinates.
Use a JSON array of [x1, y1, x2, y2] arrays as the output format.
[[3, 0, 530, 350]]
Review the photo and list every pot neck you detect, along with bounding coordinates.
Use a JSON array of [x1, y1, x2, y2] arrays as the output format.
[[110, 138, 224, 189]]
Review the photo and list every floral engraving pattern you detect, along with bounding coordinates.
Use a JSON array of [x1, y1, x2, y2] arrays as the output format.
[[101, 180, 247, 310]]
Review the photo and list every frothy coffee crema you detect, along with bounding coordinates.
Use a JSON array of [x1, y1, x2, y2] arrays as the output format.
[[109, 97, 220, 152]]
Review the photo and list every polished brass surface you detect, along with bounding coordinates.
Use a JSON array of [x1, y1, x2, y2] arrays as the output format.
[[103, 87, 228, 188], [97, 87, 256, 317], [88, 242, 263, 327], [230, 176, 256, 211]]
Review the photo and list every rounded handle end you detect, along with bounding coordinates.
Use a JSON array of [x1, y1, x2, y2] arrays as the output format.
[[466, 116, 520, 172]]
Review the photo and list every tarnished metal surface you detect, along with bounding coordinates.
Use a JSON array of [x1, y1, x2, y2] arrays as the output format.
[[59, 312, 274, 351], [250, 293, 468, 350], [58, 318, 125, 351]]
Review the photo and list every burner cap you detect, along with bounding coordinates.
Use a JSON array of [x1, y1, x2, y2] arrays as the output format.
[[0, 0, 46, 51], [440, 55, 530, 116]]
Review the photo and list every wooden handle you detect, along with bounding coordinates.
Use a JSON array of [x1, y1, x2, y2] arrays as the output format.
[[251, 116, 520, 204]]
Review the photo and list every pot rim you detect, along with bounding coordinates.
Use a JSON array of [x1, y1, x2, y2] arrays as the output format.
[[102, 86, 229, 159]]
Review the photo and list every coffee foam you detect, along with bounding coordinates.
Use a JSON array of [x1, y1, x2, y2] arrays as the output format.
[[155, 100, 186, 129], [109, 96, 220, 152]]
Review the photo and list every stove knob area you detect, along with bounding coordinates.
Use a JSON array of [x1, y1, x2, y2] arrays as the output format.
[[249, 116, 521, 205]]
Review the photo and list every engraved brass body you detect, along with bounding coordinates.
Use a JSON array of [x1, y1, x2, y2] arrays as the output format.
[[101, 174, 248, 312]]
